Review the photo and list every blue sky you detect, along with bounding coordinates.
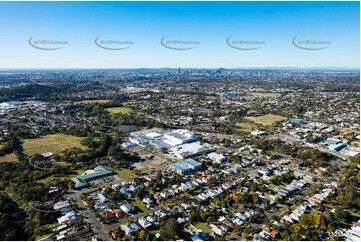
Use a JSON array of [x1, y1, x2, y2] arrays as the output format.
[[0, 1, 359, 68]]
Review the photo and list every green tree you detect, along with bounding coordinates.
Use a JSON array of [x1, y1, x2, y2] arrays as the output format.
[[161, 218, 180, 240]]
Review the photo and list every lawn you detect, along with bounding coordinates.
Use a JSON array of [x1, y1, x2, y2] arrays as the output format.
[[249, 92, 281, 97], [0, 153, 18, 163], [23, 134, 87, 156], [235, 122, 253, 133], [75, 99, 111, 104], [245, 114, 287, 126], [128, 197, 147, 212], [194, 223, 212, 234], [105, 107, 132, 114]]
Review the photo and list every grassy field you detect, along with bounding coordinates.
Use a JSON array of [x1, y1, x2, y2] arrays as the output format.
[[194, 223, 212, 234], [105, 107, 132, 114], [0, 153, 18, 163], [116, 168, 138, 178], [249, 92, 281, 97], [37, 175, 64, 184], [75, 99, 111, 104], [115, 167, 150, 178], [245, 114, 287, 126], [23, 134, 87, 156], [235, 122, 253, 133]]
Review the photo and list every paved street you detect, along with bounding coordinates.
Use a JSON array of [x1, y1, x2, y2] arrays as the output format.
[[65, 192, 110, 241]]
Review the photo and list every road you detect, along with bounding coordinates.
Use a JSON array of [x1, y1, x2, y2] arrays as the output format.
[[65, 191, 110, 241]]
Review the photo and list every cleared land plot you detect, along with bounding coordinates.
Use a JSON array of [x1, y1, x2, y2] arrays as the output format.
[[75, 99, 111, 104], [245, 114, 287, 126], [235, 122, 253, 133], [249, 92, 281, 97], [105, 107, 132, 114], [23, 134, 86, 156], [132, 154, 166, 170], [0, 153, 18, 163]]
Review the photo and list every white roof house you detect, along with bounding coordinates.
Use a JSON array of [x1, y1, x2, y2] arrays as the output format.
[[53, 201, 71, 210], [209, 224, 225, 236], [120, 203, 134, 213]]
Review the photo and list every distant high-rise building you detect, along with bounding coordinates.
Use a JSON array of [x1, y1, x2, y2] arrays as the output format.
[[178, 67, 181, 75]]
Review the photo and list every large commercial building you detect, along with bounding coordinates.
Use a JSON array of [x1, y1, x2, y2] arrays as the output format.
[[127, 129, 198, 149], [127, 129, 213, 159], [169, 142, 214, 159], [163, 129, 198, 146], [72, 165, 114, 189], [169, 158, 202, 175]]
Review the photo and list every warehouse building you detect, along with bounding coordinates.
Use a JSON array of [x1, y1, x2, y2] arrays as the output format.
[[169, 158, 202, 175]]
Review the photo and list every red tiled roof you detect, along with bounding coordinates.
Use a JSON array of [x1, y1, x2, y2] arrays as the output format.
[[270, 230, 278, 237], [104, 211, 114, 220], [111, 230, 121, 237], [67, 218, 79, 225], [143, 175, 154, 181]]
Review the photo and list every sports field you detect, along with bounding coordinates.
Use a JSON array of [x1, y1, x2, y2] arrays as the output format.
[[245, 114, 287, 126], [23, 134, 86, 156], [105, 107, 132, 114]]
